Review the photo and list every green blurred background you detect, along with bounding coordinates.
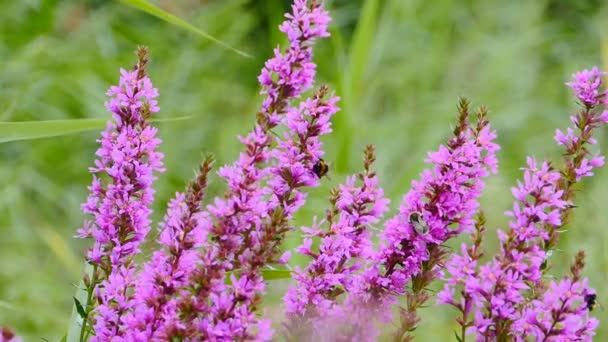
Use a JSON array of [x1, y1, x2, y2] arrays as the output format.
[[1, 0, 607, 340]]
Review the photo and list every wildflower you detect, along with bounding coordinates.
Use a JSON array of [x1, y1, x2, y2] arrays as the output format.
[[0, 327, 21, 342], [166, 1, 336, 340], [565, 67, 607, 107], [513, 278, 598, 341], [441, 68, 607, 340], [124, 156, 213, 340], [346, 100, 499, 339], [513, 252, 598, 341], [76, 47, 164, 340], [284, 146, 389, 338]]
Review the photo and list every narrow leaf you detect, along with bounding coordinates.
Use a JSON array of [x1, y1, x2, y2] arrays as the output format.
[[118, 0, 251, 58], [261, 269, 292, 280], [349, 0, 380, 99], [225, 268, 292, 284], [0, 116, 191, 144], [67, 263, 93, 341], [73, 297, 87, 319]]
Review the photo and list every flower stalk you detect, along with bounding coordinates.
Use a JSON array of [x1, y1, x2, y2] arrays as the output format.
[[76, 46, 164, 341]]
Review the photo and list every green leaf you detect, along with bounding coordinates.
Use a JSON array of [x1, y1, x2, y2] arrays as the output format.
[[66, 263, 93, 342], [349, 0, 380, 100], [60, 335, 67, 342], [261, 268, 292, 281], [225, 268, 292, 284], [0, 116, 191, 144], [332, 0, 380, 173], [454, 331, 464, 342], [73, 297, 87, 319], [118, 0, 252, 58]]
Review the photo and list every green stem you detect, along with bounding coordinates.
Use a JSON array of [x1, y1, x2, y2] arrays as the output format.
[[460, 322, 466, 342], [79, 264, 98, 342]]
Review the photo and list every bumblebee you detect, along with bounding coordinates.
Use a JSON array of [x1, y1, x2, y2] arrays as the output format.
[[409, 211, 429, 235], [585, 293, 597, 311], [313, 158, 329, 178]]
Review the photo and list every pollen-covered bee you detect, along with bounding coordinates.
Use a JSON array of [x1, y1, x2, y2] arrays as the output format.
[[313, 158, 329, 178], [408, 211, 429, 235], [585, 293, 597, 311]]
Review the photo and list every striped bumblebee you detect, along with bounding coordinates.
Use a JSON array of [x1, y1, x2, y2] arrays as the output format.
[[313, 158, 329, 178], [409, 211, 429, 235], [585, 293, 597, 311]]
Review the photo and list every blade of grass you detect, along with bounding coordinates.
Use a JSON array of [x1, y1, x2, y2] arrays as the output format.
[[38, 222, 81, 279], [118, 0, 252, 58], [332, 0, 380, 173], [0, 116, 191, 144], [349, 0, 380, 100], [261, 268, 292, 281], [225, 268, 292, 284], [602, 37, 608, 80]]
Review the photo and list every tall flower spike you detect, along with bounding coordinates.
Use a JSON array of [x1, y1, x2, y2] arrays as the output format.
[[283, 145, 389, 340], [166, 1, 335, 340], [440, 67, 607, 340], [513, 251, 598, 341], [436, 213, 488, 342], [124, 156, 214, 340], [348, 100, 499, 340], [215, 85, 339, 340], [76, 47, 164, 341]]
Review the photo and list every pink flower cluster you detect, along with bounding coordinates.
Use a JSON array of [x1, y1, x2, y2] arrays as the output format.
[[565, 67, 608, 107], [66, 2, 604, 341], [284, 146, 389, 319], [76, 48, 164, 341], [440, 68, 608, 341], [369, 107, 499, 295], [515, 278, 598, 341], [86, 1, 337, 341], [0, 327, 20, 342]]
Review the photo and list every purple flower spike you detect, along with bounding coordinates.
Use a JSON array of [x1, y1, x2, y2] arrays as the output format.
[[514, 278, 598, 341], [163, 1, 336, 340], [442, 68, 607, 341], [200, 85, 339, 341], [284, 146, 389, 339], [124, 157, 213, 340], [513, 252, 598, 342], [76, 47, 165, 340], [258, 0, 331, 118], [565, 67, 607, 107], [346, 100, 499, 339]]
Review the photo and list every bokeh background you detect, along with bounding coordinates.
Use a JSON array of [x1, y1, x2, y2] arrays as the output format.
[[1, 0, 607, 340]]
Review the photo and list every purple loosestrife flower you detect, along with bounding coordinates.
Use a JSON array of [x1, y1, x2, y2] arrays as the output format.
[[565, 67, 608, 107], [123, 157, 213, 341], [436, 213, 487, 341], [258, 0, 329, 118], [440, 68, 607, 341], [166, 1, 335, 340], [439, 158, 565, 339], [346, 100, 499, 339], [283, 146, 389, 338], [0, 328, 21, 342], [76, 47, 164, 341], [512, 252, 598, 342], [514, 279, 598, 341], [216, 86, 339, 339]]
